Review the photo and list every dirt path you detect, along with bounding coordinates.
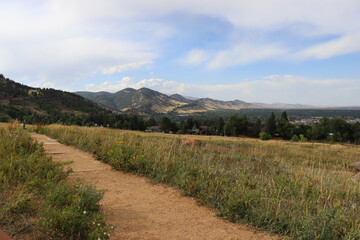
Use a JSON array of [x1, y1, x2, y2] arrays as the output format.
[[31, 133, 278, 240]]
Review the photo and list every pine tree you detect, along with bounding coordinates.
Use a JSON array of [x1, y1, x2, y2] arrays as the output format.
[[265, 112, 277, 136]]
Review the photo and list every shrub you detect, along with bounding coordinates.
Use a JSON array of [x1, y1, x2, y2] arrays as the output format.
[[300, 134, 308, 142], [291, 135, 300, 142], [39, 183, 111, 240], [259, 131, 272, 140]]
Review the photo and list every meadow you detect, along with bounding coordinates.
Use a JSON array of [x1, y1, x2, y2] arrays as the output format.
[[0, 123, 112, 240], [35, 124, 360, 240]]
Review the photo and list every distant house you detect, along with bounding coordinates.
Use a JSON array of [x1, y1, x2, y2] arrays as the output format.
[[145, 126, 161, 133]]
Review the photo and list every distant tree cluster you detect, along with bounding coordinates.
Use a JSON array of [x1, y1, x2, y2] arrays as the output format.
[[148, 111, 360, 143]]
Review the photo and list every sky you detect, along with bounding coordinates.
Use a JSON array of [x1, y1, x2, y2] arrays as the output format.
[[0, 0, 360, 106]]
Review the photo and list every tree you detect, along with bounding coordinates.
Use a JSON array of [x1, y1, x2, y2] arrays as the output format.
[[215, 117, 225, 135], [281, 111, 288, 122], [277, 111, 293, 139], [224, 115, 248, 136], [160, 116, 173, 133], [145, 117, 157, 128], [248, 118, 261, 137], [265, 112, 277, 136]]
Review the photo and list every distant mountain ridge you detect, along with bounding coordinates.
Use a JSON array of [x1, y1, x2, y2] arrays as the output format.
[[77, 87, 317, 115], [76, 88, 187, 115], [75, 87, 360, 115]]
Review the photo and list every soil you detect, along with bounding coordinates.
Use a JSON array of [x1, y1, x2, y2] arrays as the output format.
[[31, 133, 279, 240]]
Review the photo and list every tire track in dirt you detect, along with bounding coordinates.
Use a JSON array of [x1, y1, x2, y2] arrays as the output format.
[[31, 133, 279, 240]]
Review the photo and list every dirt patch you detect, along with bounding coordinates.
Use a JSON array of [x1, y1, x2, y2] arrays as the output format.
[[31, 133, 279, 240]]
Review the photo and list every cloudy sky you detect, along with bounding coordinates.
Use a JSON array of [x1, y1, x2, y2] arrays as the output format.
[[1, 0, 360, 106]]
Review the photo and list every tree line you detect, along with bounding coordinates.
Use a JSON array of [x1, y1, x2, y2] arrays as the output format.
[[157, 111, 360, 143], [2, 106, 360, 143]]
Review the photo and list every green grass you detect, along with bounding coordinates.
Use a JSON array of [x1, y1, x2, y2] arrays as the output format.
[[0, 123, 112, 239], [35, 124, 360, 239]]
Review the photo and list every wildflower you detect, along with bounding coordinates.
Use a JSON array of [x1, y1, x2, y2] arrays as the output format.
[[142, 155, 144, 157], [104, 232, 107, 235], [83, 210, 87, 214], [98, 223, 100, 226], [93, 222, 95, 225]]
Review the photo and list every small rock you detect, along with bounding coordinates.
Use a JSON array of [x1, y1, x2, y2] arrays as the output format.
[[350, 162, 360, 171]]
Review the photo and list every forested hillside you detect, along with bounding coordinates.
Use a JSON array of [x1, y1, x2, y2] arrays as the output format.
[[0, 74, 112, 124]]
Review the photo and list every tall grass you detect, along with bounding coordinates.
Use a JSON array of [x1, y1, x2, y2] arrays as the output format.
[[36, 124, 360, 239], [0, 123, 112, 239]]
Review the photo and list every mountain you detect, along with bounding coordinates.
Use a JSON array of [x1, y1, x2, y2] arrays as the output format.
[[75, 87, 360, 116], [174, 98, 256, 113], [76, 88, 187, 115], [0, 74, 110, 122], [76, 88, 260, 115]]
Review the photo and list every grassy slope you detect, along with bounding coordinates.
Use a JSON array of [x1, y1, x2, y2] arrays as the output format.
[[36, 124, 360, 239], [0, 123, 112, 239]]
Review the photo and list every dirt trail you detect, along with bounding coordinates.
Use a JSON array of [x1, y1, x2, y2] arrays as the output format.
[[31, 133, 278, 240]]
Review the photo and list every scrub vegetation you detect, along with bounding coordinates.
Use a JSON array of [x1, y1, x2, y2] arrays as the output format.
[[0, 123, 112, 240]]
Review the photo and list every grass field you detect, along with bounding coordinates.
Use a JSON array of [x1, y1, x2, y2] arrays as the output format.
[[0, 123, 112, 240], [35, 124, 360, 239]]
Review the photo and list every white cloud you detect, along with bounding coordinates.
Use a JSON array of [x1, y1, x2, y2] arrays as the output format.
[[101, 61, 153, 74], [206, 43, 287, 69], [43, 0, 359, 35], [180, 49, 209, 66], [297, 34, 360, 59], [0, 1, 158, 86]]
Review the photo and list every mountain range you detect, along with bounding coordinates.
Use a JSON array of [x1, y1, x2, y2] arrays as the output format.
[[75, 88, 317, 115]]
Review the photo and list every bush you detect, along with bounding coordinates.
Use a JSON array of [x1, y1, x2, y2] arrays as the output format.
[[259, 131, 272, 140], [300, 134, 308, 142], [291, 135, 300, 142], [40, 183, 111, 240]]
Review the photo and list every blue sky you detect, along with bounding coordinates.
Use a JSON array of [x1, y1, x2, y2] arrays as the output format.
[[0, 0, 360, 106]]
